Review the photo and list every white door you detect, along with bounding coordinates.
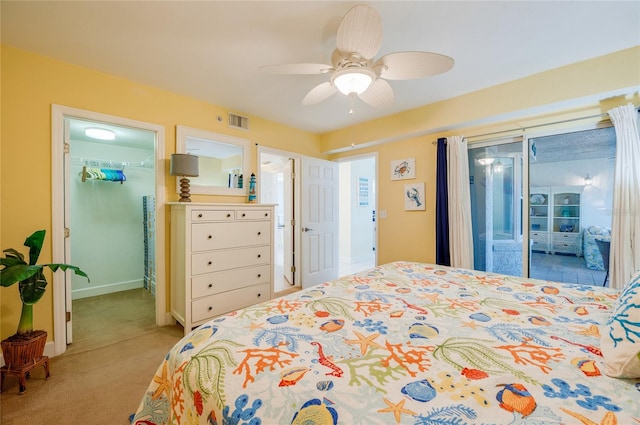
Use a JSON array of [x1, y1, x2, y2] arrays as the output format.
[[301, 156, 339, 288]]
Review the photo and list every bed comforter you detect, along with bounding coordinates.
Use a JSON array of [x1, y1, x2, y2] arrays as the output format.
[[132, 262, 639, 424]]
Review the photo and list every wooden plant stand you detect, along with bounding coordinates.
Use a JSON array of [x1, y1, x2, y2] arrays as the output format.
[[1, 330, 50, 394]]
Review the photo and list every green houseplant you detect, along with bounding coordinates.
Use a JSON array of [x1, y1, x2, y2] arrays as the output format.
[[1, 230, 89, 391], [1, 229, 89, 336]]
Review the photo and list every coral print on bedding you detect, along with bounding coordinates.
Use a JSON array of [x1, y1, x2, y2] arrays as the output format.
[[132, 262, 640, 425]]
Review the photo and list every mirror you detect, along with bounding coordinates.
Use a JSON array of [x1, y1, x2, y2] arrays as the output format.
[[176, 125, 251, 196]]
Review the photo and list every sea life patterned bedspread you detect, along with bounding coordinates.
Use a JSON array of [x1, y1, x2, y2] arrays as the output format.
[[132, 262, 640, 424]]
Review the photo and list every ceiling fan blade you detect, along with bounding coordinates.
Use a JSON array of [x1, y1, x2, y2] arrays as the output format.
[[260, 63, 333, 75], [302, 82, 338, 105], [375, 51, 454, 80], [336, 5, 383, 60], [359, 78, 394, 107]]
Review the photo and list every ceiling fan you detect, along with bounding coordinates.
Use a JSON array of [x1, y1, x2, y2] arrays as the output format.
[[261, 4, 454, 108]]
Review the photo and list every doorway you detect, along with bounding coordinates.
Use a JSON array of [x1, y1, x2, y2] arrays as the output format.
[[259, 148, 300, 295], [51, 105, 167, 355], [337, 154, 377, 276]]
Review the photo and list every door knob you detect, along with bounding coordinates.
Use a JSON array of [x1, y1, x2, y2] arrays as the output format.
[[302, 227, 314, 232]]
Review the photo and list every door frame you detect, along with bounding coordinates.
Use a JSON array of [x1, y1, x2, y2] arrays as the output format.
[[257, 146, 302, 293], [51, 104, 168, 356]]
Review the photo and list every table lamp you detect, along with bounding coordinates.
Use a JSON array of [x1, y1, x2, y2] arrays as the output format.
[[170, 153, 199, 202]]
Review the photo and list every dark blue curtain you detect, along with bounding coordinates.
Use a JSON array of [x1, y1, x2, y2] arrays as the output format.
[[435, 137, 450, 266]]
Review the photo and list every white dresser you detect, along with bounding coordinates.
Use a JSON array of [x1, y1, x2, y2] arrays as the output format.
[[170, 203, 274, 334]]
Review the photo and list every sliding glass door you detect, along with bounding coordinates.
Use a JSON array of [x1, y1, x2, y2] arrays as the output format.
[[468, 140, 524, 277], [528, 127, 615, 286]]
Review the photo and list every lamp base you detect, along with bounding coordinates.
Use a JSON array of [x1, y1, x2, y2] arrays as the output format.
[[178, 177, 192, 202]]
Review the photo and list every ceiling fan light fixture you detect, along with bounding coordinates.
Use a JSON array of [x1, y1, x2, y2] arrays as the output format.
[[332, 68, 374, 95]]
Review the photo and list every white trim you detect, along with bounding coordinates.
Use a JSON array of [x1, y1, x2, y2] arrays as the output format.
[[71, 279, 145, 300], [51, 105, 167, 358]]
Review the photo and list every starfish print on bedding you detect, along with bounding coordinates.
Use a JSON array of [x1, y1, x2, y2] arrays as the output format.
[[248, 322, 265, 331], [572, 324, 600, 337], [377, 398, 417, 424], [346, 331, 383, 355], [560, 408, 618, 425], [462, 321, 478, 329], [151, 362, 171, 400]]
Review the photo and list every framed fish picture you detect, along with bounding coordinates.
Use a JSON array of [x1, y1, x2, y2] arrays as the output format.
[[390, 158, 415, 180], [404, 182, 425, 211]]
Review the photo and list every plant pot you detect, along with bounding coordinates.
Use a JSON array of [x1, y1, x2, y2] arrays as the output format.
[[1, 330, 47, 368], [1, 330, 50, 394]]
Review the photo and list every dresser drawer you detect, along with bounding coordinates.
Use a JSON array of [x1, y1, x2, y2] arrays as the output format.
[[191, 209, 235, 222], [530, 231, 547, 243], [192, 221, 271, 251], [192, 265, 270, 298], [192, 246, 271, 275], [553, 232, 580, 243], [236, 209, 271, 220], [531, 240, 547, 250], [553, 242, 579, 253], [191, 283, 270, 322]]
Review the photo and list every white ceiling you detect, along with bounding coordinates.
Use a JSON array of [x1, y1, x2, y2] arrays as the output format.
[[2, 1, 639, 134]]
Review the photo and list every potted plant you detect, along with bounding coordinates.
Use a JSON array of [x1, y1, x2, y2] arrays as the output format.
[[1, 229, 89, 392]]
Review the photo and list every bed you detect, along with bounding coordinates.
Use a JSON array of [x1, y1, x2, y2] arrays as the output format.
[[132, 262, 640, 424]]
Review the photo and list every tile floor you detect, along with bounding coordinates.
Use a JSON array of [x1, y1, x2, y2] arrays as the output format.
[[529, 252, 607, 286]]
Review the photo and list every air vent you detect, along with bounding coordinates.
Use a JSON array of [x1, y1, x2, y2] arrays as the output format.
[[228, 113, 249, 130]]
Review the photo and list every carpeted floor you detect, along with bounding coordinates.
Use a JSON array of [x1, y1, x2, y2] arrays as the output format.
[[0, 288, 183, 425]]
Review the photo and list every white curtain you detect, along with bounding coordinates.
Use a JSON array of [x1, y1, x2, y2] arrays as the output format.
[[447, 136, 474, 268], [608, 104, 640, 289]]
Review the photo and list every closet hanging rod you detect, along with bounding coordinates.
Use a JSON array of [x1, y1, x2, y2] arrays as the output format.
[[71, 155, 153, 169]]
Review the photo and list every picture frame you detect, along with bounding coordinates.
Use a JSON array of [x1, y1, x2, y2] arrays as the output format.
[[404, 182, 425, 211], [357, 177, 369, 207], [390, 158, 415, 180]]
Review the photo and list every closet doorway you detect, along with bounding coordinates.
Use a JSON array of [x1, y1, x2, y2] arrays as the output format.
[[51, 105, 166, 355]]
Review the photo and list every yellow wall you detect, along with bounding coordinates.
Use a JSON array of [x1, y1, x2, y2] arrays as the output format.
[[1, 44, 639, 341], [0, 45, 322, 339]]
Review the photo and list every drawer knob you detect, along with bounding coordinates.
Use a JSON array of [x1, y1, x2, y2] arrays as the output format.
[[198, 213, 203, 218], [257, 293, 261, 298], [242, 213, 246, 217], [208, 235, 213, 239], [257, 274, 261, 278], [264, 213, 268, 217], [208, 261, 212, 265], [257, 231, 261, 236], [227, 213, 231, 218], [208, 306, 213, 311], [208, 283, 213, 288], [257, 254, 261, 258]]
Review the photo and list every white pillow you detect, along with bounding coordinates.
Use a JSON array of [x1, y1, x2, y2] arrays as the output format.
[[600, 270, 640, 378]]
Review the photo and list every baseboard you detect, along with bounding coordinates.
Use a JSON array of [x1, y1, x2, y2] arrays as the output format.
[[72, 279, 144, 300]]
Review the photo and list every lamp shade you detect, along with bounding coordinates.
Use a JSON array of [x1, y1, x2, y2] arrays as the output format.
[[170, 153, 199, 177]]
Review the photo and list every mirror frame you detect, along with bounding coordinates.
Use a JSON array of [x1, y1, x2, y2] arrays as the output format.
[[176, 125, 251, 196]]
